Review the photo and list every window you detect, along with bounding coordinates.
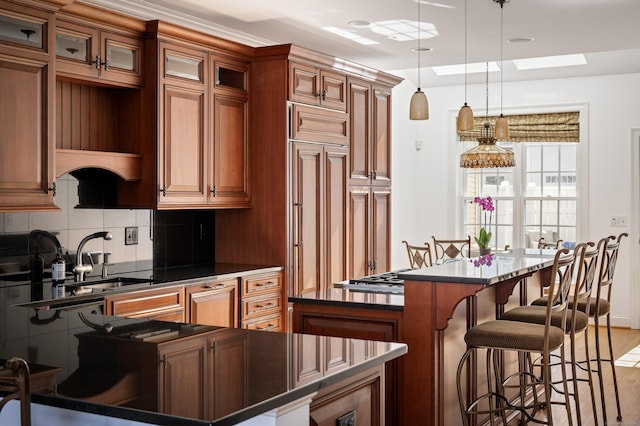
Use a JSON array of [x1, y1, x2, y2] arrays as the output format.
[[461, 140, 579, 250]]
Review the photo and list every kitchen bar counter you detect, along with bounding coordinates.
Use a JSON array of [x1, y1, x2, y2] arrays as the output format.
[[290, 249, 557, 425], [0, 309, 406, 425]]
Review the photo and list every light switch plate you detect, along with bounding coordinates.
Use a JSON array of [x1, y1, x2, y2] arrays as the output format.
[[125, 226, 138, 245]]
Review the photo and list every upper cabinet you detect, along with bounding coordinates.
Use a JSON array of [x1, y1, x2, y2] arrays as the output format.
[[348, 77, 392, 187], [55, 15, 143, 87], [289, 61, 346, 111], [117, 21, 251, 210], [0, 1, 57, 211]]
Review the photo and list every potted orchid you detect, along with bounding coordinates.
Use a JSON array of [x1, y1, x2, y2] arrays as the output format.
[[473, 196, 494, 255]]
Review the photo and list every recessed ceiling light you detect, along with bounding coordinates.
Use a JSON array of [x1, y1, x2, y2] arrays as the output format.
[[513, 53, 587, 70], [411, 47, 433, 52], [508, 37, 535, 43], [432, 61, 499, 76], [348, 20, 371, 28]]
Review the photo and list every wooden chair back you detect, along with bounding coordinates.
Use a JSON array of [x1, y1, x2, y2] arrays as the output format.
[[431, 236, 471, 260], [402, 240, 433, 269], [537, 237, 563, 249]]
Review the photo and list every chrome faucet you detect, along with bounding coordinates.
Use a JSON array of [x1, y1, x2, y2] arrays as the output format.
[[73, 231, 113, 282]]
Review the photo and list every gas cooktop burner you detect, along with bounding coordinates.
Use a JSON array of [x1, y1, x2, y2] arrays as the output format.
[[339, 269, 410, 293]]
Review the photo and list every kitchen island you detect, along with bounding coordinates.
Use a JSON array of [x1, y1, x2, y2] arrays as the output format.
[[0, 265, 407, 425], [290, 249, 557, 426]]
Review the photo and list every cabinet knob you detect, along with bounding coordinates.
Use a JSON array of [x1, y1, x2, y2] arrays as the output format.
[[92, 55, 109, 70], [210, 185, 218, 197], [160, 185, 167, 196], [47, 182, 57, 196]]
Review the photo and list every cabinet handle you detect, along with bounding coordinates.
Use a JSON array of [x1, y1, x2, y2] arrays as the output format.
[[318, 90, 326, 101], [161, 355, 167, 368], [92, 55, 108, 70], [160, 185, 167, 197], [255, 281, 275, 288], [47, 182, 56, 196], [294, 203, 303, 247], [210, 185, 217, 197], [256, 323, 276, 331], [204, 283, 225, 289], [255, 302, 275, 309]]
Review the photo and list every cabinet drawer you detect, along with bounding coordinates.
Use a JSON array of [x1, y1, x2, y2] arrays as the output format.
[[290, 104, 348, 145], [104, 286, 184, 320], [241, 293, 281, 320], [242, 314, 282, 332], [241, 272, 282, 297]]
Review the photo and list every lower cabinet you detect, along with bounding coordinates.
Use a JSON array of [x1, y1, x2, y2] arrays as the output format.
[[186, 278, 238, 327], [240, 271, 283, 331], [310, 366, 383, 426]]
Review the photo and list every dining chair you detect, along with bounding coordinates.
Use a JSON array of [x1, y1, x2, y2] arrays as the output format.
[[432, 236, 471, 260], [456, 249, 575, 425], [401, 240, 433, 269], [500, 241, 602, 425], [538, 237, 563, 249]]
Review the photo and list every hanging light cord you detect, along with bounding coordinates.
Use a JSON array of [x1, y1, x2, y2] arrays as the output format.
[[485, 61, 489, 121], [464, 0, 468, 103], [417, 0, 421, 89], [500, 1, 504, 115]]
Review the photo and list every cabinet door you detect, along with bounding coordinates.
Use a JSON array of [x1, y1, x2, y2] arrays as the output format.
[[0, 57, 55, 210], [349, 186, 370, 278], [371, 85, 392, 186], [187, 279, 238, 327], [158, 337, 208, 420], [104, 286, 185, 321], [212, 94, 249, 205], [289, 61, 320, 105], [99, 30, 143, 86], [319, 69, 347, 111], [158, 86, 208, 205], [55, 19, 100, 80], [209, 331, 248, 419], [292, 142, 323, 295], [324, 146, 349, 284], [348, 78, 370, 185], [371, 187, 391, 275]]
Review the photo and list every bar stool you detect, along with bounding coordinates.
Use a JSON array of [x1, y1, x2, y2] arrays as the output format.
[[456, 249, 575, 425], [500, 242, 602, 425], [432, 236, 471, 261], [401, 240, 433, 268], [0, 357, 31, 426]]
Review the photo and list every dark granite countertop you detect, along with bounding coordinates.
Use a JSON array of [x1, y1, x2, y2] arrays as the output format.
[[0, 298, 406, 425], [288, 286, 404, 310]]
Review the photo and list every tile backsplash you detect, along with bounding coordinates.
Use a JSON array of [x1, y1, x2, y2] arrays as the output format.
[[0, 174, 152, 273]]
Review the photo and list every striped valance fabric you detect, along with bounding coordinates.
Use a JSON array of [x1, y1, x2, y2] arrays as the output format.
[[458, 111, 580, 142]]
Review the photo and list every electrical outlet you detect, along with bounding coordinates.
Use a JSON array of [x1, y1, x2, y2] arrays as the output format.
[[610, 216, 627, 227], [125, 226, 138, 245]]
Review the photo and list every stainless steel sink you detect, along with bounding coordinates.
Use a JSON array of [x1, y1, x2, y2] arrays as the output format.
[[68, 277, 152, 295]]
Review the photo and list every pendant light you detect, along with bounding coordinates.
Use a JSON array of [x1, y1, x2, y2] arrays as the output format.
[[460, 62, 514, 168], [493, 0, 509, 139], [409, 0, 429, 120], [457, 0, 474, 131]]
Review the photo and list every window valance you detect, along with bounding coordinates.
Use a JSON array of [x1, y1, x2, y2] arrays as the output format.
[[458, 111, 580, 142]]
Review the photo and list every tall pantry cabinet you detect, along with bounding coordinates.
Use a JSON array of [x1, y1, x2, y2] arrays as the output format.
[[215, 44, 401, 321]]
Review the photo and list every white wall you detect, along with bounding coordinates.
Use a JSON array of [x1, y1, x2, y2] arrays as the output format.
[[391, 72, 640, 328]]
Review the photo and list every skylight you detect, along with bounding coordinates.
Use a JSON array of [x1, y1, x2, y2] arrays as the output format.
[[322, 26, 379, 45], [432, 61, 500, 76], [513, 54, 587, 70], [369, 19, 438, 41]]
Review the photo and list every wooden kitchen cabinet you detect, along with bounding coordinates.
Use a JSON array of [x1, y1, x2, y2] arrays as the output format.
[[208, 329, 248, 419], [104, 286, 185, 322], [292, 142, 349, 295], [186, 278, 238, 328], [55, 17, 143, 87], [0, 1, 57, 211], [119, 26, 251, 209], [289, 61, 347, 111], [348, 77, 392, 187], [158, 334, 209, 419], [349, 185, 391, 277], [240, 270, 283, 331]]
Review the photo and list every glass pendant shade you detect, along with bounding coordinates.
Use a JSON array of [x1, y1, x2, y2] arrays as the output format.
[[457, 103, 474, 131], [494, 114, 509, 139], [410, 88, 429, 120], [460, 122, 514, 168]]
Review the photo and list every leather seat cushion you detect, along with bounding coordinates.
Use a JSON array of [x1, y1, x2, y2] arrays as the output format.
[[464, 320, 565, 353], [500, 306, 589, 333]]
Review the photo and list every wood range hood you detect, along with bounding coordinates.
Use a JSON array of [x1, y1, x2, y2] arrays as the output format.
[[56, 149, 142, 181]]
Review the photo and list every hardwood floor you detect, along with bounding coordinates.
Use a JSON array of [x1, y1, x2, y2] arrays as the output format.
[[508, 326, 640, 426]]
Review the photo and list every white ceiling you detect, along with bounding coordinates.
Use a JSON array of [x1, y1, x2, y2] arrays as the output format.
[[81, 0, 640, 86]]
